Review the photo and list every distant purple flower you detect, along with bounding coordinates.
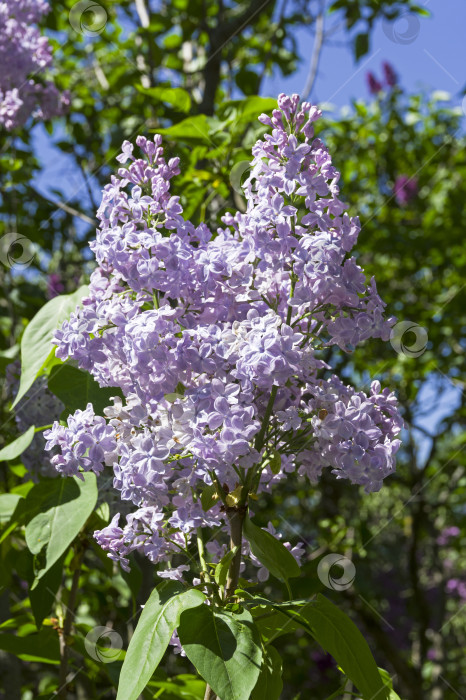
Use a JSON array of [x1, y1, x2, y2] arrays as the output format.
[[394, 175, 418, 205], [437, 526, 460, 545], [427, 648, 440, 661], [446, 577, 466, 599], [366, 72, 382, 95], [382, 61, 398, 87], [47, 273, 65, 299], [311, 650, 335, 674]]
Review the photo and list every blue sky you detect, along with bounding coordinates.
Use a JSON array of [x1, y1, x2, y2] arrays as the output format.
[[264, 0, 465, 111]]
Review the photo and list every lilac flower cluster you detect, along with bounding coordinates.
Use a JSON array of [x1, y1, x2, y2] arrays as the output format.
[[0, 0, 69, 130], [44, 403, 117, 478], [44, 94, 403, 576], [297, 377, 402, 493]]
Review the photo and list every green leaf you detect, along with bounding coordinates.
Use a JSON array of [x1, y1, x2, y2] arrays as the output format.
[[147, 674, 206, 699], [164, 392, 184, 403], [136, 86, 191, 113], [12, 286, 89, 408], [200, 483, 218, 512], [147, 673, 206, 700], [178, 605, 262, 700], [214, 547, 238, 588], [251, 645, 283, 700], [94, 501, 110, 525], [411, 5, 430, 16], [26, 511, 51, 554], [48, 365, 123, 417], [245, 596, 315, 634], [116, 581, 205, 700], [220, 97, 277, 124], [354, 33, 369, 61], [25, 473, 97, 586], [0, 630, 60, 664], [235, 69, 260, 96], [251, 606, 301, 642], [29, 554, 65, 628], [378, 667, 402, 699], [1, 478, 60, 542], [163, 34, 183, 50], [299, 594, 388, 700], [157, 115, 213, 145], [0, 493, 23, 524], [0, 425, 35, 461], [243, 516, 300, 583], [269, 450, 281, 475]]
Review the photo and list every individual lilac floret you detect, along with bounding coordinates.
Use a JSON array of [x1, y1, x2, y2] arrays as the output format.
[[46, 94, 403, 578]]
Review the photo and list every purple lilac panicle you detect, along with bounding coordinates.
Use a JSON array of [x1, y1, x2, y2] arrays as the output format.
[[382, 61, 397, 87], [45, 94, 403, 575], [0, 0, 69, 130], [366, 72, 382, 95]]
